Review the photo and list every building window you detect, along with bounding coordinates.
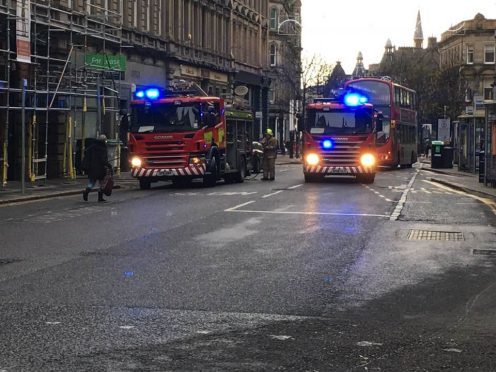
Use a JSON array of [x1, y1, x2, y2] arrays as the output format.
[[484, 45, 495, 64], [269, 89, 275, 104], [133, 0, 138, 28], [467, 46, 474, 64], [270, 43, 277, 66], [484, 87, 493, 100], [269, 7, 278, 30]]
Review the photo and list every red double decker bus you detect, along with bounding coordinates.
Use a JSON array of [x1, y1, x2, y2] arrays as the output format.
[[345, 77, 418, 167]]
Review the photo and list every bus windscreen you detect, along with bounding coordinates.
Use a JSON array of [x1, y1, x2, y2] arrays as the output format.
[[347, 81, 391, 105]]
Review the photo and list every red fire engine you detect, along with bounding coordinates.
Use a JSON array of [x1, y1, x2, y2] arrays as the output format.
[[302, 91, 382, 183], [128, 86, 252, 189]]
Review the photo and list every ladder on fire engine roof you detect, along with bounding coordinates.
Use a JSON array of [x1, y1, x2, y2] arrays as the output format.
[[0, 0, 122, 186]]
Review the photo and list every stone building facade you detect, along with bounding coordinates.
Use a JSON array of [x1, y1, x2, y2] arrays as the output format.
[[0, 0, 272, 184], [438, 13, 496, 173], [267, 0, 301, 150]]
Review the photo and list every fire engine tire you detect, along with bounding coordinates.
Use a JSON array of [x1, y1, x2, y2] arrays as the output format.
[[139, 179, 151, 190], [234, 158, 246, 183], [357, 174, 375, 184]]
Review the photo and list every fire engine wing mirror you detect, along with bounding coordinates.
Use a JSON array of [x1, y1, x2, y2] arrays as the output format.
[[376, 113, 384, 132]]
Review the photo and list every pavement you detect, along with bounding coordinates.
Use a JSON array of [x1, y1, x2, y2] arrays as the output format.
[[1, 154, 494, 205]]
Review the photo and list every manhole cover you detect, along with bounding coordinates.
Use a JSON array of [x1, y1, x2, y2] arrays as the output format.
[[407, 230, 464, 241], [473, 249, 496, 256]]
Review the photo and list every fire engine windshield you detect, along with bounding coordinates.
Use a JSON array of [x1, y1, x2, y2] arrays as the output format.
[[131, 103, 201, 133], [306, 109, 374, 135]]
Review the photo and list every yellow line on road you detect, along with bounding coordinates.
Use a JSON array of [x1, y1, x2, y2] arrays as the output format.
[[424, 180, 496, 216]]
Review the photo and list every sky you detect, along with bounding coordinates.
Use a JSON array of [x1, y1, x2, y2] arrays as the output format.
[[301, 0, 496, 74]]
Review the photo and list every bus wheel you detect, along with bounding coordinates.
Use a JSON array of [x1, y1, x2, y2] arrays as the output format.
[[139, 178, 151, 190], [357, 174, 375, 184], [234, 158, 246, 183]]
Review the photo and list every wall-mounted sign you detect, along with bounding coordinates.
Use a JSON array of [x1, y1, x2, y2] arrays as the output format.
[[85, 54, 126, 71], [234, 85, 249, 96]]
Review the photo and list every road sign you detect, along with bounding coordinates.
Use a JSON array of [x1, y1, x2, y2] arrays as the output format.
[[438, 118, 451, 142]]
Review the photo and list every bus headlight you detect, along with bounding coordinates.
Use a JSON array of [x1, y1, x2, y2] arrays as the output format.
[[131, 156, 142, 168], [360, 153, 376, 167], [305, 153, 320, 166]]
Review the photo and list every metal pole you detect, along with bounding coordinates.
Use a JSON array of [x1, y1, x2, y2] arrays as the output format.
[[97, 75, 102, 136], [21, 79, 27, 194]]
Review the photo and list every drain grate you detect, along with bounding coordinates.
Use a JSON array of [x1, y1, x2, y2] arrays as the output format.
[[473, 249, 496, 256], [407, 230, 464, 241]]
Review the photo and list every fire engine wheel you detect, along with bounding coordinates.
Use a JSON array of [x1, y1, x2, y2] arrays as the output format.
[[357, 174, 375, 184], [234, 158, 246, 183], [139, 178, 151, 190]]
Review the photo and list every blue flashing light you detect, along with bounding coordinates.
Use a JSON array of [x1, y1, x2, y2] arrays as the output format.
[[145, 88, 160, 100], [134, 87, 162, 100], [322, 139, 333, 149], [344, 93, 368, 106]]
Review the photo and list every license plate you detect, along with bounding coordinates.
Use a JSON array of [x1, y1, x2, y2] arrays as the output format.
[[332, 168, 348, 174], [157, 169, 174, 176]]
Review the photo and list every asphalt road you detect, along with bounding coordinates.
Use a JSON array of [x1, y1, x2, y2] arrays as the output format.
[[1, 163, 496, 371]]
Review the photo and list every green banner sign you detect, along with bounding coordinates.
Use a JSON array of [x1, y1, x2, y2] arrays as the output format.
[[85, 53, 126, 71]]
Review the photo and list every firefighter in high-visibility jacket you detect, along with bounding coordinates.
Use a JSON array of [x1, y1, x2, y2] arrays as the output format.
[[261, 128, 278, 181]]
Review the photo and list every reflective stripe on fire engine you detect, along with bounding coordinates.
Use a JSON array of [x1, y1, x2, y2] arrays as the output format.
[[304, 166, 373, 174], [131, 164, 206, 177]]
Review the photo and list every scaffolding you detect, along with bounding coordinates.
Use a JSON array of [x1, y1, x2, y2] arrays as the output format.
[[0, 0, 123, 187]]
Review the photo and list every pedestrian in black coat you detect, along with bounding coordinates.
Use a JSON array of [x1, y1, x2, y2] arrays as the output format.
[[82, 134, 110, 202]]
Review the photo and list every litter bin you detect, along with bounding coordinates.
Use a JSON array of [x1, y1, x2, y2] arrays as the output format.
[[441, 146, 454, 168], [431, 140, 444, 168]]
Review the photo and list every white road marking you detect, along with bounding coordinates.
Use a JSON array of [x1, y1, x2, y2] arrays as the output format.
[[362, 185, 393, 203], [45, 321, 61, 325], [119, 326, 135, 330], [208, 191, 257, 196], [288, 184, 303, 190], [262, 190, 283, 198], [270, 335, 294, 341], [390, 169, 419, 221], [224, 201, 256, 212], [226, 209, 390, 218], [421, 187, 431, 194]]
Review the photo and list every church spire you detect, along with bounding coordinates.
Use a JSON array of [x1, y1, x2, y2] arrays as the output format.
[[414, 10, 423, 48], [352, 51, 366, 78]]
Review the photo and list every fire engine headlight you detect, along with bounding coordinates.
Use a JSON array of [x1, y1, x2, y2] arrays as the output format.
[[189, 156, 203, 165], [360, 153, 376, 167], [305, 153, 320, 166], [131, 156, 142, 168]]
